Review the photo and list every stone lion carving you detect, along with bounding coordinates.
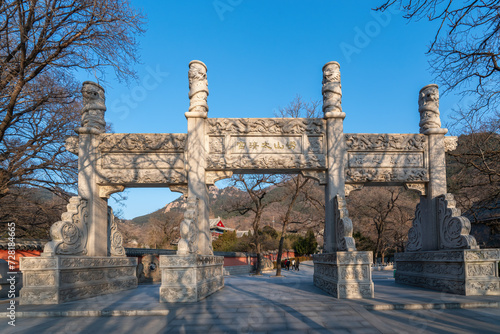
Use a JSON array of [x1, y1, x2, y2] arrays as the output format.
[[137, 254, 161, 283], [80, 81, 106, 133], [418, 84, 441, 133]]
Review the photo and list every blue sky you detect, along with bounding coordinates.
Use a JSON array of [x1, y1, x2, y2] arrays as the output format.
[[79, 1, 458, 219]]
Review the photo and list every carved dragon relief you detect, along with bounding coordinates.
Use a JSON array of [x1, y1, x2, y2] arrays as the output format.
[[108, 206, 125, 257], [98, 133, 187, 152], [43, 196, 89, 256], [177, 197, 199, 255], [206, 118, 325, 136], [207, 154, 326, 170], [334, 195, 356, 251], [438, 194, 478, 250], [345, 134, 427, 151]]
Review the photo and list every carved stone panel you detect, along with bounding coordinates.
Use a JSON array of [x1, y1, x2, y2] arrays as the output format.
[[345, 134, 426, 151], [230, 136, 302, 154], [207, 118, 326, 136], [207, 154, 326, 171], [98, 169, 186, 185], [98, 133, 186, 152], [348, 152, 424, 168], [101, 153, 185, 169]]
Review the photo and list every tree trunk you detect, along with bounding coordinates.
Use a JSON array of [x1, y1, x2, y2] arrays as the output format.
[[276, 235, 285, 276]]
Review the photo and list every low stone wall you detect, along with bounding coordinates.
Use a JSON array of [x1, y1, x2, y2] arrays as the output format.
[[223, 265, 251, 276], [20, 256, 137, 305], [396, 249, 500, 296]]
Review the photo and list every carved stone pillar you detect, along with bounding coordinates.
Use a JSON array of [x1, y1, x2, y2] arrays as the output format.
[[314, 62, 373, 299], [160, 61, 223, 303], [75, 81, 109, 257], [322, 61, 347, 253], [184, 60, 211, 256], [21, 82, 138, 305], [395, 85, 497, 296]]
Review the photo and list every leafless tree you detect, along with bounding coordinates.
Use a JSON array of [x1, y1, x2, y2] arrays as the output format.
[[376, 1, 500, 212], [225, 174, 279, 275], [273, 95, 321, 275], [0, 0, 145, 234], [349, 187, 416, 263]]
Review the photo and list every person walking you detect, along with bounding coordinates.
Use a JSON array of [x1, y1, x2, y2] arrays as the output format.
[[295, 258, 300, 271], [291, 259, 296, 271]]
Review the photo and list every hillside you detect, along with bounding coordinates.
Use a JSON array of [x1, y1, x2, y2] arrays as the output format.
[[119, 180, 325, 248]]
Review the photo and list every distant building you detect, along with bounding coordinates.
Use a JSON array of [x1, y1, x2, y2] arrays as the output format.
[[210, 217, 234, 240], [209, 217, 252, 240]]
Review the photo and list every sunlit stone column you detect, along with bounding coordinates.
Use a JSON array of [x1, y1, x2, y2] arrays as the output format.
[[322, 61, 347, 253], [314, 61, 373, 299], [76, 81, 109, 257], [184, 60, 211, 255]]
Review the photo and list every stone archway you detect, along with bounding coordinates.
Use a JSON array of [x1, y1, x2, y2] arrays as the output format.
[[19, 61, 500, 305]]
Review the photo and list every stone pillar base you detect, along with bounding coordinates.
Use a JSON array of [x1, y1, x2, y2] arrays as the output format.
[[313, 251, 374, 299], [19, 256, 137, 305], [396, 249, 500, 296], [159, 255, 224, 302]]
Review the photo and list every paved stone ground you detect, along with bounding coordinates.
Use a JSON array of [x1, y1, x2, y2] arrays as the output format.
[[1, 262, 499, 333]]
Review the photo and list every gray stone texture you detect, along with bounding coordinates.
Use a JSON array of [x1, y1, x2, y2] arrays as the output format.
[[313, 252, 374, 298], [159, 255, 224, 302], [19, 256, 137, 305], [395, 249, 500, 296]]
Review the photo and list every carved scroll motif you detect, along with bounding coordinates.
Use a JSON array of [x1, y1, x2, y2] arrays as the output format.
[[65, 136, 79, 155], [404, 183, 426, 196], [438, 194, 478, 250], [98, 134, 186, 152], [322, 61, 343, 118], [206, 118, 325, 136], [177, 197, 199, 255], [345, 134, 426, 151], [300, 170, 327, 184], [99, 185, 125, 199], [78, 81, 106, 134], [406, 200, 423, 251], [43, 196, 89, 256], [206, 171, 233, 185], [444, 136, 458, 152], [334, 195, 356, 251], [108, 206, 125, 257], [345, 184, 364, 196], [188, 60, 209, 115]]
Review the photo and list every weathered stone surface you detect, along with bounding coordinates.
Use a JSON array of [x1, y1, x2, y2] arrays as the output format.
[[395, 250, 500, 296], [19, 256, 137, 305], [313, 252, 374, 299], [159, 255, 224, 303]]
